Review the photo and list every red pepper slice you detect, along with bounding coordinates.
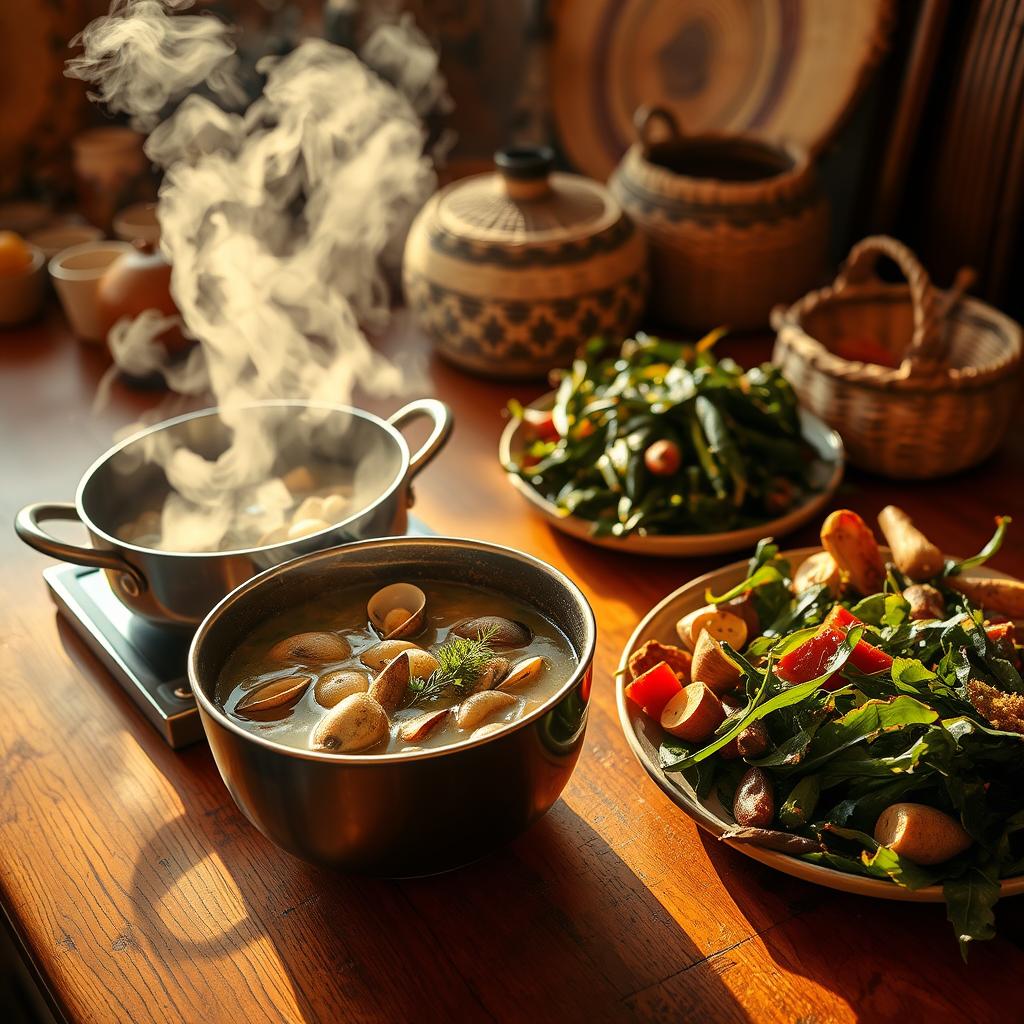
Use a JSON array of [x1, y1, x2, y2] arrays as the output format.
[[777, 626, 848, 689], [523, 408, 559, 442], [625, 661, 683, 718], [777, 609, 894, 689]]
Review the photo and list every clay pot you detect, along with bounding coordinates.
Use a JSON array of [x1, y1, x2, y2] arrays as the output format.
[[403, 146, 647, 378]]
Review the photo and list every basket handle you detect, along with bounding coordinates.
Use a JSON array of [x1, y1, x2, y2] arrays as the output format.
[[634, 105, 682, 151], [833, 235, 943, 372]]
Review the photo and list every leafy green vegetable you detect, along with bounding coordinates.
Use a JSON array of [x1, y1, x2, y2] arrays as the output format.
[[946, 516, 1011, 576], [506, 335, 820, 537], [407, 627, 496, 707]]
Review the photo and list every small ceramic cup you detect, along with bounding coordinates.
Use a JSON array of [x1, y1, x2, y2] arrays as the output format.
[[113, 203, 160, 246], [49, 240, 135, 342], [28, 223, 105, 261], [0, 244, 47, 327]]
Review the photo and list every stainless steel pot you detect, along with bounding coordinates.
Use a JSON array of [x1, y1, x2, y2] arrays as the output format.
[[15, 399, 451, 628], [188, 537, 596, 876]]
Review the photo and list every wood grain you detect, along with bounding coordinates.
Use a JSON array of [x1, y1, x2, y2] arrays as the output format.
[[1, 309, 1023, 1023]]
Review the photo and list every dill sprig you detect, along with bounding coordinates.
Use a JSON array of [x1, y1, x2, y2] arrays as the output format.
[[407, 626, 497, 707]]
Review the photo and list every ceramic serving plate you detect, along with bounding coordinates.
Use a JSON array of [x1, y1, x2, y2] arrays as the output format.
[[616, 548, 1024, 901], [499, 395, 844, 557]]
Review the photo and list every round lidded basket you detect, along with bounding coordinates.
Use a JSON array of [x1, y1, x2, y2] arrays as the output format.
[[772, 235, 1022, 479], [609, 106, 829, 331], [403, 146, 647, 379]]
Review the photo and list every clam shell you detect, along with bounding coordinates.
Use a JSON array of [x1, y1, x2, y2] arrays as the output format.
[[311, 693, 388, 752], [450, 616, 532, 648], [360, 639, 419, 672], [235, 674, 311, 718], [368, 583, 426, 640], [400, 707, 450, 742], [455, 690, 517, 730], [471, 656, 510, 693], [268, 631, 351, 665], [368, 651, 412, 713], [497, 656, 545, 692], [314, 670, 369, 709]]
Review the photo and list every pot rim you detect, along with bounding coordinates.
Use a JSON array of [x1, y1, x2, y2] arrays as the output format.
[[187, 535, 597, 765], [73, 400, 411, 559]]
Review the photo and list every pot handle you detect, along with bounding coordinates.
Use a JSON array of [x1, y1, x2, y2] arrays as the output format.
[[15, 501, 147, 591], [388, 399, 453, 482], [634, 105, 682, 150]]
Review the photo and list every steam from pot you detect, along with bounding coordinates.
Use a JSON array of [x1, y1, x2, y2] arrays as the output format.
[[67, 0, 445, 551]]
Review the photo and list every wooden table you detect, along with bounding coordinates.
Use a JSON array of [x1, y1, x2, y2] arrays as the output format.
[[1, 311, 1023, 1024]]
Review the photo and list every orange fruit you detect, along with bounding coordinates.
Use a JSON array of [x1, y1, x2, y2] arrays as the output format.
[[0, 230, 32, 275]]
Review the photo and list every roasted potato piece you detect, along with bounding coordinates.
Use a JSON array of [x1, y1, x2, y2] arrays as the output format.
[[676, 605, 748, 651], [660, 683, 725, 741], [628, 639, 693, 682], [820, 510, 885, 595], [873, 803, 972, 865], [690, 631, 742, 694], [877, 505, 945, 580], [903, 583, 945, 621], [947, 576, 1024, 619]]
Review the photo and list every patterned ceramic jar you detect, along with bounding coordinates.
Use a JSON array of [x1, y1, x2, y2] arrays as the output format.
[[403, 147, 647, 378]]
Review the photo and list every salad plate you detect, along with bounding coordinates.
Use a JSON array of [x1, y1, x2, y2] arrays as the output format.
[[500, 395, 843, 557], [616, 547, 1024, 904]]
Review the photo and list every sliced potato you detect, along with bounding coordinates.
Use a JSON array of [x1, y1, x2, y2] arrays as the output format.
[[690, 631, 742, 694], [793, 551, 842, 595], [675, 605, 748, 651], [820, 509, 885, 596], [660, 682, 725, 741], [873, 803, 972, 865]]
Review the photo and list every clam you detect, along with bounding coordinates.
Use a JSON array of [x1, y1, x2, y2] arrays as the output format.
[[497, 656, 545, 692], [368, 651, 412, 713], [471, 656, 510, 693], [470, 721, 508, 741], [311, 693, 388, 752], [321, 492, 349, 522], [456, 690, 517, 730], [360, 639, 419, 672], [450, 616, 532, 648], [235, 674, 311, 718], [287, 517, 330, 540], [406, 649, 441, 680], [400, 707, 450, 742], [314, 669, 369, 709], [367, 583, 427, 640], [268, 631, 351, 664]]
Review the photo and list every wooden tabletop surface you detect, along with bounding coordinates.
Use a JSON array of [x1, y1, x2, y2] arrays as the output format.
[[1, 309, 1023, 1024]]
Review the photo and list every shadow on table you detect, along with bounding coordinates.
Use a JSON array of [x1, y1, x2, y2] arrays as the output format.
[[124, 794, 754, 1024], [693, 827, 1022, 1021]]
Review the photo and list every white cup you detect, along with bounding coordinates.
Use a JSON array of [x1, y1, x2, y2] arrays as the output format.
[[49, 240, 135, 342], [113, 202, 160, 246]]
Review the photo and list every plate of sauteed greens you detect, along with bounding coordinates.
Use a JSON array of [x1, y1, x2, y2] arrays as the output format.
[[500, 332, 843, 555], [617, 505, 1024, 956]]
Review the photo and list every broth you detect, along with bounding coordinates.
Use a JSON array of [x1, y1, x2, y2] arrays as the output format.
[[216, 580, 577, 755]]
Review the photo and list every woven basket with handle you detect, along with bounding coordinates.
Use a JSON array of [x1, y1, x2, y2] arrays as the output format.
[[772, 236, 1022, 479]]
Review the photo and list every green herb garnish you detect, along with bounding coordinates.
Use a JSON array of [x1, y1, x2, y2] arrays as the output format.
[[407, 627, 497, 708]]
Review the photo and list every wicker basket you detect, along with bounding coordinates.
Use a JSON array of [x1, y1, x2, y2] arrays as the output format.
[[772, 236, 1022, 479]]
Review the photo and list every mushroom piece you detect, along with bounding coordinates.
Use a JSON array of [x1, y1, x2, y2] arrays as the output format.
[[311, 693, 388, 752], [235, 674, 311, 718], [367, 583, 427, 640], [456, 690, 518, 730], [368, 651, 413, 713], [449, 616, 532, 648], [314, 670, 369, 709], [268, 631, 351, 665], [497, 656, 545, 691]]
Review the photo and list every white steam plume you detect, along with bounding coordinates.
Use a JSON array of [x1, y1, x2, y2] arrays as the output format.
[[67, 0, 446, 550]]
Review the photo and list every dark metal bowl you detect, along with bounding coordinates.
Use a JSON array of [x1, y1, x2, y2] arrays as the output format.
[[188, 537, 596, 876]]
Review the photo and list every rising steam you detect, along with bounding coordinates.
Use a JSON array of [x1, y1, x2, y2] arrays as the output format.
[[67, 0, 445, 551]]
